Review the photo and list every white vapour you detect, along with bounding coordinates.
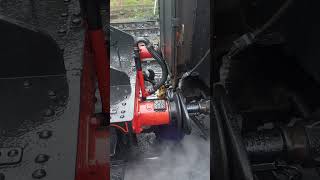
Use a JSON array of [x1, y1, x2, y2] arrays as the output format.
[[124, 135, 210, 180]]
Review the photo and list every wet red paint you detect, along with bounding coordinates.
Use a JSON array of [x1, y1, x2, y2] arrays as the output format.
[[111, 43, 170, 134], [75, 32, 109, 180], [137, 70, 149, 98], [132, 76, 170, 134], [138, 44, 153, 60], [89, 29, 110, 113]]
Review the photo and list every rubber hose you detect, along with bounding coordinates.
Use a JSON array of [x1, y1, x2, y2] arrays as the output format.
[[135, 37, 168, 94]]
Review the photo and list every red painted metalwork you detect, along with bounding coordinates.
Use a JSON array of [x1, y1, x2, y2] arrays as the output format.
[[131, 45, 170, 133], [132, 78, 170, 134], [137, 44, 152, 98], [110, 45, 170, 134], [75, 32, 109, 180], [110, 72, 170, 134], [88, 29, 109, 113], [132, 100, 170, 133], [138, 44, 153, 60], [137, 70, 150, 98]]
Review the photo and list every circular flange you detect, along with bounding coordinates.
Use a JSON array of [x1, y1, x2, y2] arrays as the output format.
[[169, 92, 183, 133], [178, 92, 192, 134], [168, 90, 192, 134]]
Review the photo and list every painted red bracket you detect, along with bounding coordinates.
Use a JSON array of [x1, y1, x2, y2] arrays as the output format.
[[89, 29, 109, 113], [132, 78, 170, 134], [75, 32, 109, 180], [138, 44, 153, 60], [111, 44, 170, 134], [137, 69, 150, 98], [136, 44, 152, 98]]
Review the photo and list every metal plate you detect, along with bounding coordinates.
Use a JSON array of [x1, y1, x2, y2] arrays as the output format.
[[110, 26, 136, 123], [0, 76, 75, 180], [0, 0, 84, 179], [0, 17, 65, 78]]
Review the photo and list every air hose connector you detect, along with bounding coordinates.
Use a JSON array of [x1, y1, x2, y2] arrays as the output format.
[[134, 37, 168, 96]]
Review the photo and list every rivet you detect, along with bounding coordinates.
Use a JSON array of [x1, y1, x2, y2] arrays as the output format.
[[48, 90, 56, 99], [32, 169, 46, 179], [60, 12, 68, 17], [72, 18, 81, 25], [58, 28, 67, 35], [39, 130, 52, 139], [43, 109, 55, 117], [23, 80, 31, 88], [120, 115, 124, 118], [122, 103, 126, 106], [73, 11, 81, 17], [35, 154, 50, 163], [7, 149, 19, 157]]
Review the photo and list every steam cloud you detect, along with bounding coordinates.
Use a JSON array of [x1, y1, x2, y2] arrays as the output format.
[[124, 135, 210, 180]]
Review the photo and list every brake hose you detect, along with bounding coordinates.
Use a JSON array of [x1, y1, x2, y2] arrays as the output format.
[[223, 0, 293, 60], [178, 49, 210, 89], [134, 37, 168, 95]]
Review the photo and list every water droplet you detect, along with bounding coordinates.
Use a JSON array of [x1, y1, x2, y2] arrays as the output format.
[[35, 154, 50, 163], [60, 12, 68, 17], [39, 130, 52, 139], [43, 109, 55, 117], [73, 11, 81, 17], [58, 28, 67, 35], [72, 18, 81, 25], [48, 90, 56, 99], [32, 169, 46, 179]]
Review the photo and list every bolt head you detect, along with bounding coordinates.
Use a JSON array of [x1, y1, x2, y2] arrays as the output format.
[[72, 18, 81, 25], [60, 12, 68, 17], [32, 169, 46, 179]]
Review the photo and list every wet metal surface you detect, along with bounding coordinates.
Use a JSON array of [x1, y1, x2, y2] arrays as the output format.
[[0, 76, 68, 136], [110, 27, 136, 123], [0, 17, 65, 78], [0, 0, 84, 179], [0, 148, 22, 166], [111, 20, 160, 45]]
